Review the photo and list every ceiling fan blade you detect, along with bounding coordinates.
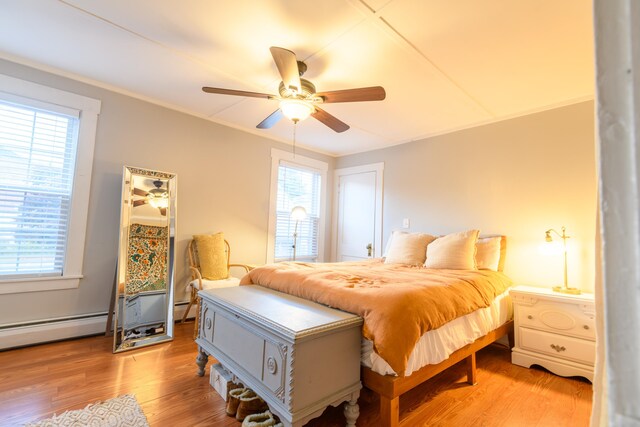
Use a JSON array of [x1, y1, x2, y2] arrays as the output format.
[[311, 107, 350, 133], [202, 87, 272, 99], [133, 199, 147, 207], [269, 47, 301, 93], [315, 86, 386, 103], [133, 188, 148, 197], [256, 109, 284, 129]]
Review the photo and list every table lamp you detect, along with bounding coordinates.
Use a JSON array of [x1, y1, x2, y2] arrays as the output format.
[[545, 226, 581, 294]]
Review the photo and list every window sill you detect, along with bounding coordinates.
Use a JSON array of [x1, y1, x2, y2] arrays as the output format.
[[0, 275, 83, 295]]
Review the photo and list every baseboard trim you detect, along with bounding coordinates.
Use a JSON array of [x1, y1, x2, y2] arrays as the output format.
[[174, 301, 197, 322], [1, 304, 199, 350], [0, 314, 108, 350]]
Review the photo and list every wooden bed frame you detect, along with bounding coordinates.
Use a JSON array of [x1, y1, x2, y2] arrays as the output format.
[[360, 234, 510, 426], [362, 320, 514, 427]]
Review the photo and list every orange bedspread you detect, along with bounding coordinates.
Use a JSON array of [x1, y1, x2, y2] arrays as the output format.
[[240, 259, 512, 376]]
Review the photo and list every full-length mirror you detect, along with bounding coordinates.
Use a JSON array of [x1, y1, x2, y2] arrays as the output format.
[[113, 166, 177, 352]]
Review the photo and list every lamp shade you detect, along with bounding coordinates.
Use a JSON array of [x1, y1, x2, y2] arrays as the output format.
[[280, 99, 314, 122], [290, 205, 307, 221]]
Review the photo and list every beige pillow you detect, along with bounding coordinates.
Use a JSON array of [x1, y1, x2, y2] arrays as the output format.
[[384, 232, 436, 265], [424, 230, 479, 270], [194, 233, 228, 280], [476, 236, 502, 271], [383, 230, 407, 257]]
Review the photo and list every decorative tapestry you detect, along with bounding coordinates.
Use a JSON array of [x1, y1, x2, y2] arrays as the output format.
[[126, 223, 168, 294]]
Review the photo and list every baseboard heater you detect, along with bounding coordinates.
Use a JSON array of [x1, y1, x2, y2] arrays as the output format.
[[0, 302, 197, 351]]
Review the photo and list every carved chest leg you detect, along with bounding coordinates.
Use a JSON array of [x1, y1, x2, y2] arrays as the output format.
[[196, 346, 209, 377], [344, 391, 360, 427]]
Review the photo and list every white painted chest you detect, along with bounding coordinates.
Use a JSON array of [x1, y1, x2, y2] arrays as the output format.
[[195, 285, 363, 427]]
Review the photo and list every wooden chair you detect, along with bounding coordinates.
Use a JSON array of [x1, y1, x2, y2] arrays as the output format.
[[182, 239, 253, 336]]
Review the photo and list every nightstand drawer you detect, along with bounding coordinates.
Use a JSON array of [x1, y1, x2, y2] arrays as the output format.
[[519, 327, 595, 365], [518, 303, 595, 340]]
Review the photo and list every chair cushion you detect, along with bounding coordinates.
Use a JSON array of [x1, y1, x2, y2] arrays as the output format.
[[194, 233, 228, 280], [187, 277, 240, 292]]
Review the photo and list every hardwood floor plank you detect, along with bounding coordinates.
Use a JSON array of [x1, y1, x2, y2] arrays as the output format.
[[0, 323, 592, 426]]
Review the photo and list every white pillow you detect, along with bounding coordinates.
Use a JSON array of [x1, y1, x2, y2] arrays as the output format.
[[476, 236, 502, 271], [424, 230, 480, 270], [384, 232, 436, 265]]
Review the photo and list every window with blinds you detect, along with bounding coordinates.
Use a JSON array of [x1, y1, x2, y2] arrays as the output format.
[[274, 162, 322, 262], [0, 100, 79, 279]]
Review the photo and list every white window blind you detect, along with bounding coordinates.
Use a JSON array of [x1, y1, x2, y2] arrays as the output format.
[[274, 162, 321, 262], [0, 99, 79, 279]]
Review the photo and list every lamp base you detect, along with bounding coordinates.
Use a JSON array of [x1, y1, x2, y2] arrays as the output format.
[[552, 285, 582, 295]]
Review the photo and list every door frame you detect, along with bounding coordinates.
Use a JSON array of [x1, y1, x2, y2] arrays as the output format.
[[593, 1, 640, 424], [331, 163, 384, 262]]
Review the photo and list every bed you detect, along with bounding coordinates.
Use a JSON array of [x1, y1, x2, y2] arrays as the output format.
[[239, 231, 514, 426]]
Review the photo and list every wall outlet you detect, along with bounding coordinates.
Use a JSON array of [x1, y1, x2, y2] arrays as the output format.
[[402, 218, 410, 228]]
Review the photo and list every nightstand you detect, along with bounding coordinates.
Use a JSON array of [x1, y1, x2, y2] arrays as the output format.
[[510, 285, 595, 382]]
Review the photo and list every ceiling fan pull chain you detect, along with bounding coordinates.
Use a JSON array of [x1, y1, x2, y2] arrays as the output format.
[[293, 121, 298, 158]]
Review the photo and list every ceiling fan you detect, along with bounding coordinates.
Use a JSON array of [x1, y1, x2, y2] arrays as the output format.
[[132, 180, 168, 216], [202, 47, 386, 133]]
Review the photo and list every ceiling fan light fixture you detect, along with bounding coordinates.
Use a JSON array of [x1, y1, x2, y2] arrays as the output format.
[[147, 181, 169, 209], [280, 99, 314, 122], [148, 190, 169, 209]]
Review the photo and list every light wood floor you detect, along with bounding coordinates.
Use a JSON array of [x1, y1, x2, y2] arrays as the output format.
[[0, 323, 592, 426]]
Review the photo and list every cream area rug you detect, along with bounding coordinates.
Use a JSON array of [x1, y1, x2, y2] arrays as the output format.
[[25, 394, 149, 427]]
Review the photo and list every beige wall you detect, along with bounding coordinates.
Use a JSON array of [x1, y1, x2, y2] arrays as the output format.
[[0, 57, 596, 327], [0, 59, 335, 324], [336, 101, 597, 292]]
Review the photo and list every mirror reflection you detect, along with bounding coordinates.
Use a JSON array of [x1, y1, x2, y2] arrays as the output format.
[[113, 166, 176, 352]]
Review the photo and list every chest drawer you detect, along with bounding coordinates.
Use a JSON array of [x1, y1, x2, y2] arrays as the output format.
[[210, 312, 286, 400], [213, 314, 266, 381], [519, 327, 595, 365], [517, 302, 595, 340]]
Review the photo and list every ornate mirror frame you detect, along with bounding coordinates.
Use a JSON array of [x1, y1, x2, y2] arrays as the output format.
[[113, 166, 177, 353]]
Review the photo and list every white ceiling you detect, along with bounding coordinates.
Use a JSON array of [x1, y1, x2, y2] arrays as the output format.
[[0, 0, 594, 156]]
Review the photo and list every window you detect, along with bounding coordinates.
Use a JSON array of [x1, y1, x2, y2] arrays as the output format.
[[268, 149, 328, 263], [274, 163, 321, 261], [0, 74, 100, 294], [0, 101, 78, 278]]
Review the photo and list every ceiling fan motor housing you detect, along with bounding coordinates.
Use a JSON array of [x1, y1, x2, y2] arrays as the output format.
[[279, 78, 316, 99]]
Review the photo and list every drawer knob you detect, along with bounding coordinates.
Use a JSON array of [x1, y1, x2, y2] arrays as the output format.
[[527, 315, 533, 320], [583, 325, 590, 330], [267, 357, 278, 375], [550, 344, 566, 353]]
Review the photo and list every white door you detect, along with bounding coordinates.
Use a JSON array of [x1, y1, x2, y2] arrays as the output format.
[[333, 164, 383, 261]]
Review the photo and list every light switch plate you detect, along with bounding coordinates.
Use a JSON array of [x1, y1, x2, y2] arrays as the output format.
[[402, 218, 410, 228]]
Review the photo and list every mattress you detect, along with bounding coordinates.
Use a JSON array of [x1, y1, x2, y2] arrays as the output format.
[[362, 290, 512, 376]]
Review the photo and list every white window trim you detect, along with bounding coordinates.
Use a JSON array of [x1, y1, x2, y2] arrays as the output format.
[[0, 74, 101, 294], [267, 148, 328, 264]]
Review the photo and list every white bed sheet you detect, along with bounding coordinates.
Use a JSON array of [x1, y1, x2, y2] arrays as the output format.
[[361, 290, 512, 376]]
